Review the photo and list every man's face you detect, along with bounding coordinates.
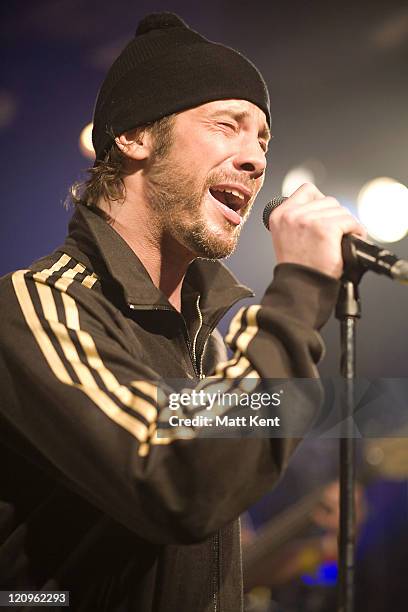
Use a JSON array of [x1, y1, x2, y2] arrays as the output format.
[[144, 99, 270, 259]]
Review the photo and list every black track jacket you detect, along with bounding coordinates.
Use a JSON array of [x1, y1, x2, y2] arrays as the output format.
[[0, 204, 339, 611]]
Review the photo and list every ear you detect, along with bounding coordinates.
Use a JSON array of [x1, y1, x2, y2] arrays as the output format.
[[115, 128, 153, 161]]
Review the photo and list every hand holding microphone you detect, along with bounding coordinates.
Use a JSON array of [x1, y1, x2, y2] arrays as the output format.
[[262, 183, 408, 282], [263, 183, 366, 279]]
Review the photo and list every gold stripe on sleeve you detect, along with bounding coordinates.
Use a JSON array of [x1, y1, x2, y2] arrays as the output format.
[[204, 306, 261, 381], [62, 291, 79, 329], [81, 273, 99, 289], [233, 305, 260, 353], [12, 270, 149, 445], [216, 355, 252, 378], [54, 263, 86, 292], [32, 254, 72, 282], [131, 380, 161, 404], [36, 255, 99, 291], [225, 305, 260, 353], [12, 270, 75, 386], [225, 307, 245, 345], [62, 263, 86, 278], [33, 258, 85, 294], [36, 282, 59, 323], [59, 290, 158, 425]]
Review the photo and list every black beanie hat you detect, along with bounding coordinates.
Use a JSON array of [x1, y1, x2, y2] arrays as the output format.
[[92, 12, 270, 161]]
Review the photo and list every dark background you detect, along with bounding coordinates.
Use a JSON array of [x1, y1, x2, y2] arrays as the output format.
[[1, 3, 407, 609]]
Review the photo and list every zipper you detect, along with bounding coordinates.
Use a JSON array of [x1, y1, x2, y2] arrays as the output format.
[[193, 295, 219, 610], [192, 294, 204, 379], [129, 300, 244, 611], [212, 531, 220, 612], [129, 302, 199, 378], [237, 518, 243, 612], [199, 335, 209, 381], [130, 291, 245, 380], [183, 322, 200, 379]]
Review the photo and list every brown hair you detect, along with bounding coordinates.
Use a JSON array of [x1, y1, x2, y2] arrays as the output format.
[[68, 114, 176, 210]]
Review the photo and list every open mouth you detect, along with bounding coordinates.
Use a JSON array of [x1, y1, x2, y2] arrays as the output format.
[[208, 185, 251, 226], [208, 186, 250, 212]]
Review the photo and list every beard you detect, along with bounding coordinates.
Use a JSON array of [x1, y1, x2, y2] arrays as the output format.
[[144, 145, 254, 260]]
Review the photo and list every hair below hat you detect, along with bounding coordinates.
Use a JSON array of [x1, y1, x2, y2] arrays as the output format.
[[92, 12, 270, 161]]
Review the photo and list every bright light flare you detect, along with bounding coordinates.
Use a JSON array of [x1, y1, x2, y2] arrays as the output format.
[[79, 122, 95, 159], [282, 166, 315, 197], [357, 177, 408, 243]]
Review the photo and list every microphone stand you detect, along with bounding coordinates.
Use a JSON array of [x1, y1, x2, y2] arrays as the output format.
[[261, 201, 408, 608], [335, 237, 367, 612]]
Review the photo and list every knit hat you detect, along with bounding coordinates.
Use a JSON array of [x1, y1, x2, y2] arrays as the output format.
[[92, 12, 270, 161]]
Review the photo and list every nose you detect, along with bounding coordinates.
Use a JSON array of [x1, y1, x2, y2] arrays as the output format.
[[233, 135, 266, 180]]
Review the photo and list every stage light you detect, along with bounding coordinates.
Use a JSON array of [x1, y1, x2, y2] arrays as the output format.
[[357, 178, 408, 243], [282, 166, 315, 197], [79, 122, 95, 159]]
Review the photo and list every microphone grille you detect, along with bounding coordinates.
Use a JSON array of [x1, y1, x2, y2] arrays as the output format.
[[262, 196, 287, 230]]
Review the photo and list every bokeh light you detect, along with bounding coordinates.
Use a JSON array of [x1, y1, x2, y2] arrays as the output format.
[[357, 177, 408, 243], [282, 166, 315, 197], [79, 122, 95, 159]]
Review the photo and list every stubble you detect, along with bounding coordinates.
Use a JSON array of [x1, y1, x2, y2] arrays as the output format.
[[145, 144, 253, 260]]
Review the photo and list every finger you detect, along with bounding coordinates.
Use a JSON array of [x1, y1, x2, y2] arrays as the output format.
[[285, 196, 351, 214], [298, 208, 363, 227], [280, 201, 347, 221], [287, 182, 326, 204], [335, 214, 366, 238], [350, 227, 368, 240], [294, 208, 366, 234], [273, 208, 366, 243], [289, 199, 367, 240], [271, 195, 342, 221]]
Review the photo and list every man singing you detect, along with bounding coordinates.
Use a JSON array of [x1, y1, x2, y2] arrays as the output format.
[[0, 12, 364, 611]]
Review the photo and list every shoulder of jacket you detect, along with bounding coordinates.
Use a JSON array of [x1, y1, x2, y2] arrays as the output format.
[[0, 252, 101, 312], [27, 251, 100, 291]]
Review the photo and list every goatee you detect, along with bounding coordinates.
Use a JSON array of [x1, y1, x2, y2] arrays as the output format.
[[145, 154, 252, 259]]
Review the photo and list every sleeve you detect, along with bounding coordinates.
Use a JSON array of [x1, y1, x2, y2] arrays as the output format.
[[0, 263, 339, 544]]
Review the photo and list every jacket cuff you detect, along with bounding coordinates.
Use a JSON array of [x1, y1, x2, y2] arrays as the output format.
[[261, 263, 340, 330]]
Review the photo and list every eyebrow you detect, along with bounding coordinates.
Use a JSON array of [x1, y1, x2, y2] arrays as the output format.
[[209, 109, 271, 142]]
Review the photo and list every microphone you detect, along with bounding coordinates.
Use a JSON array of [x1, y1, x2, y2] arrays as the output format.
[[263, 196, 408, 283]]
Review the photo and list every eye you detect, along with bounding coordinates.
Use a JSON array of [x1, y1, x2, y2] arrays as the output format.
[[218, 121, 238, 132]]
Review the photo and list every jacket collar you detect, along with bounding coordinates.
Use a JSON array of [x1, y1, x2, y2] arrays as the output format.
[[60, 205, 253, 319]]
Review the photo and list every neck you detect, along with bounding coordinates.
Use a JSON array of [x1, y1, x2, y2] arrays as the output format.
[[98, 191, 194, 312]]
